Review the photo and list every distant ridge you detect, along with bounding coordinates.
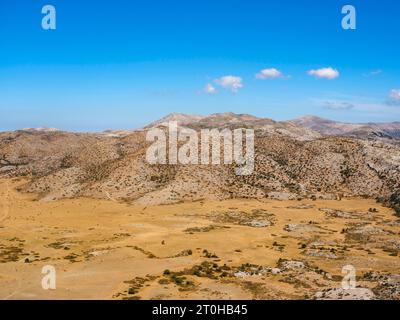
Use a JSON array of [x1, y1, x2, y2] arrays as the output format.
[[289, 115, 400, 139], [5, 113, 399, 139], [21, 127, 60, 133], [143, 112, 400, 140]]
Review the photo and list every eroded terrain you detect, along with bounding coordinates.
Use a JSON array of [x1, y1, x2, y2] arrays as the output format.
[[0, 178, 399, 300]]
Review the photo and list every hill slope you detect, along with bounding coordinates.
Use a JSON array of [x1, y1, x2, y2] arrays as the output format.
[[1, 113, 399, 213]]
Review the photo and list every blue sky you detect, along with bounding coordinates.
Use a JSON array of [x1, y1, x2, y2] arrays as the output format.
[[0, 0, 399, 131]]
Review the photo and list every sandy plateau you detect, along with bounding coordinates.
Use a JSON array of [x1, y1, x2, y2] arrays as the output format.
[[0, 178, 399, 300]]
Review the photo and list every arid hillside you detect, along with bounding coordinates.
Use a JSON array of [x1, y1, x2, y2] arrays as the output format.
[[0, 113, 399, 213]]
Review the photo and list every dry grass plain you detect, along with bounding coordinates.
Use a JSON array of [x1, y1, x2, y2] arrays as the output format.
[[0, 178, 399, 300]]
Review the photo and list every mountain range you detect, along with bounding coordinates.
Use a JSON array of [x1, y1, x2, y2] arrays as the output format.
[[290, 115, 400, 139], [1, 113, 399, 214]]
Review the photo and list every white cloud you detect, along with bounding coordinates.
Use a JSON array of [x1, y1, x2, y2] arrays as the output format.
[[389, 89, 400, 101], [256, 68, 283, 79], [214, 75, 243, 93], [322, 100, 354, 110], [308, 67, 340, 80], [204, 83, 217, 94], [363, 69, 382, 77], [312, 95, 400, 118]]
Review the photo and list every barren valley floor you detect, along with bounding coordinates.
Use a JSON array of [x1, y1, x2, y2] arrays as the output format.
[[0, 178, 399, 300]]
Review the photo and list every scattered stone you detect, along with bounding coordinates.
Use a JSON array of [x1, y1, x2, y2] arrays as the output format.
[[89, 250, 109, 257], [243, 220, 271, 228], [315, 288, 375, 300], [287, 204, 315, 209], [319, 208, 367, 219], [303, 249, 338, 259], [279, 260, 306, 270], [271, 268, 281, 275], [208, 209, 275, 228], [364, 272, 400, 300], [284, 223, 321, 233]]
